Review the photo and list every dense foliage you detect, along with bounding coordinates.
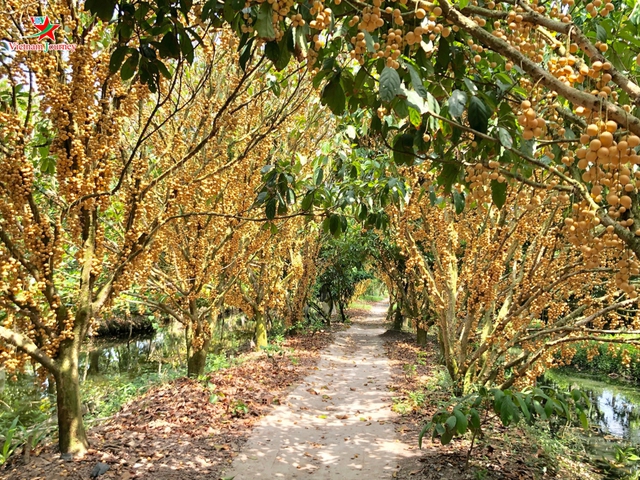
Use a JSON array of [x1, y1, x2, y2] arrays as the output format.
[[2, 0, 640, 467]]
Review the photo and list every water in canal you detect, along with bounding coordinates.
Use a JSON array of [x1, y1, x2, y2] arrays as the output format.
[[545, 369, 640, 477]]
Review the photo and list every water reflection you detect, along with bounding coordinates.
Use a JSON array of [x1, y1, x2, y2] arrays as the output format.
[[79, 331, 184, 379], [589, 388, 640, 442], [545, 370, 640, 444]]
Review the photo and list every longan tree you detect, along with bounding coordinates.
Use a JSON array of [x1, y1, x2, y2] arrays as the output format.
[[125, 40, 329, 376], [95, 0, 640, 284], [391, 164, 640, 394], [0, 3, 305, 454]]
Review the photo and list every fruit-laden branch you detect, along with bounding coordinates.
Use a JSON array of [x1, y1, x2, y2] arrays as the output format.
[[0, 325, 59, 374], [439, 0, 640, 136], [460, 3, 640, 104]]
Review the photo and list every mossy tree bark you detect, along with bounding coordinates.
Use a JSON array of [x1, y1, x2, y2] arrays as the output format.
[[416, 325, 427, 346], [88, 350, 100, 375], [392, 301, 404, 331], [53, 305, 91, 455], [187, 311, 211, 377], [254, 311, 268, 350]]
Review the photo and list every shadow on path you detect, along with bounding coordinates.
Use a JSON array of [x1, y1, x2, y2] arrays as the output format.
[[223, 301, 420, 479]]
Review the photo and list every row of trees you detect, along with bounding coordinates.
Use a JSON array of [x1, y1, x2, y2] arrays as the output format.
[[2, 0, 640, 461], [0, 3, 333, 454]]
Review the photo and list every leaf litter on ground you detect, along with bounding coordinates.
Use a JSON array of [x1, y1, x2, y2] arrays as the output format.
[[1, 330, 335, 480]]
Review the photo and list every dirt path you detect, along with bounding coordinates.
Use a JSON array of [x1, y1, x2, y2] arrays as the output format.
[[223, 302, 420, 479]]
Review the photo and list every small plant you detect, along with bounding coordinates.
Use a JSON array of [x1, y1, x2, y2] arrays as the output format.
[[419, 386, 591, 465], [615, 446, 640, 464], [0, 417, 20, 466], [289, 349, 299, 366], [408, 390, 426, 408], [416, 352, 428, 366], [230, 400, 249, 417], [206, 354, 231, 373], [261, 343, 286, 369], [403, 363, 417, 378]]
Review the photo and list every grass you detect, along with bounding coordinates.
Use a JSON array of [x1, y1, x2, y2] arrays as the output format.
[[349, 301, 373, 310], [0, 351, 239, 466], [359, 294, 387, 302]]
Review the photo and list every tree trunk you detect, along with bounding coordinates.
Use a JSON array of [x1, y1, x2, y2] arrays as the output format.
[[187, 339, 209, 377], [87, 350, 100, 375], [187, 317, 210, 378], [392, 302, 404, 331], [338, 301, 347, 322], [416, 325, 427, 346], [255, 312, 268, 350], [54, 342, 89, 455]]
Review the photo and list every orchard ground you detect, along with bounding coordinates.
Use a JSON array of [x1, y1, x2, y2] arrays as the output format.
[[1, 301, 599, 479]]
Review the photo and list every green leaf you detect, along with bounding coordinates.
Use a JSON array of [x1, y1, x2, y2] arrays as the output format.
[[321, 78, 346, 115], [329, 214, 341, 236], [469, 409, 481, 430], [255, 3, 276, 40], [459, 0, 469, 8], [453, 409, 468, 435], [452, 190, 464, 214], [314, 167, 324, 186], [121, 54, 138, 82], [109, 46, 128, 74], [156, 61, 171, 80], [180, 0, 193, 16], [379, 67, 401, 102], [435, 37, 450, 72], [301, 191, 314, 211], [265, 41, 280, 64], [418, 422, 432, 449], [448, 90, 467, 119], [393, 98, 409, 118], [491, 179, 507, 209], [85, 0, 116, 21], [406, 63, 429, 99], [239, 37, 255, 71], [631, 2, 640, 25], [265, 198, 276, 220], [294, 26, 309, 58], [441, 429, 454, 445], [409, 107, 422, 127], [180, 32, 195, 63], [160, 32, 181, 59], [595, 23, 607, 42], [498, 127, 513, 149], [533, 399, 547, 420], [405, 90, 426, 114], [363, 31, 376, 53], [437, 164, 460, 193], [578, 410, 588, 429], [424, 91, 440, 115], [393, 133, 415, 166], [463, 78, 478, 95], [515, 394, 531, 422], [468, 96, 490, 134], [445, 415, 457, 431]]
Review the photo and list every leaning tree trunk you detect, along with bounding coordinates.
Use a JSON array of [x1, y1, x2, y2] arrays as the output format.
[[54, 339, 89, 455]]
